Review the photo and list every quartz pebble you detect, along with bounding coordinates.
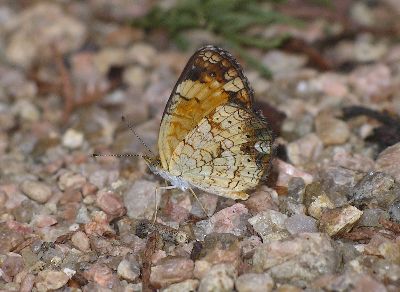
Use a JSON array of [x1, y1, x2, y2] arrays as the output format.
[[62, 128, 84, 149], [248, 210, 289, 242], [36, 270, 69, 291], [244, 187, 279, 214], [124, 180, 160, 219], [286, 133, 323, 166], [162, 279, 199, 292], [235, 273, 274, 292], [96, 190, 126, 217], [376, 142, 400, 182], [20, 180, 52, 203], [117, 258, 140, 281]]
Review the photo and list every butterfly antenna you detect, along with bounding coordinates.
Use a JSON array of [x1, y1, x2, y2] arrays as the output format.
[[92, 153, 144, 158], [121, 116, 155, 157]]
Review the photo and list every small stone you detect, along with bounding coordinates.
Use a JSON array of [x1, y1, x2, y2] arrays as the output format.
[[285, 214, 318, 234], [253, 233, 337, 285], [287, 177, 306, 203], [319, 205, 363, 237], [198, 233, 240, 265], [13, 100, 40, 122], [308, 194, 335, 219], [1, 253, 24, 278], [389, 201, 400, 223], [62, 129, 84, 149], [349, 64, 391, 99], [244, 187, 279, 215], [279, 197, 306, 216], [117, 258, 140, 282], [127, 43, 157, 67], [33, 214, 57, 228], [376, 142, 400, 182], [96, 190, 126, 218], [150, 256, 194, 289], [350, 172, 399, 208], [123, 65, 148, 89], [315, 114, 350, 146], [162, 279, 199, 292], [84, 263, 119, 288], [274, 159, 313, 187], [94, 47, 126, 74], [262, 50, 307, 76], [124, 180, 160, 220], [71, 231, 90, 252], [235, 273, 274, 292], [58, 171, 86, 191], [193, 203, 249, 241], [20, 273, 35, 292], [20, 180, 52, 203], [357, 208, 389, 227], [286, 133, 323, 166], [76, 205, 91, 224], [36, 270, 69, 291], [84, 211, 115, 236], [198, 263, 236, 292], [248, 210, 289, 242]]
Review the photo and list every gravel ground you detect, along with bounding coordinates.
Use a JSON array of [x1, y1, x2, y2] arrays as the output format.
[[1, 1, 400, 291]]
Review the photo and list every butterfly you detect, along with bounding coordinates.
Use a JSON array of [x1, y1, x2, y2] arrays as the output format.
[[144, 45, 274, 200]]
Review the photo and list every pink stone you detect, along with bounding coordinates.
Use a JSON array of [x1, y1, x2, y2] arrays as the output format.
[[150, 256, 194, 288], [34, 214, 58, 228], [84, 264, 118, 288], [245, 187, 279, 214], [84, 211, 115, 236], [274, 159, 313, 187], [96, 190, 126, 218]]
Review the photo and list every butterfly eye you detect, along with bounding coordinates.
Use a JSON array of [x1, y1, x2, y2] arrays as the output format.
[[210, 72, 216, 77], [246, 134, 250, 138]]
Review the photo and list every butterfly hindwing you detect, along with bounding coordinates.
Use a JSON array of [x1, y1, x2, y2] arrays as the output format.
[[168, 103, 273, 200], [158, 46, 255, 170]]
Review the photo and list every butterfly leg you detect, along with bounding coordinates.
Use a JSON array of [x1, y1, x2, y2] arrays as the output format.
[[152, 185, 177, 224], [189, 188, 210, 219]]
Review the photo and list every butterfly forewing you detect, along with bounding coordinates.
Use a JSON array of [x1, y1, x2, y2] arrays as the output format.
[[158, 46, 255, 170]]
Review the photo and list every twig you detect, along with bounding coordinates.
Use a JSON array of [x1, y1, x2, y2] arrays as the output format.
[[142, 231, 158, 292]]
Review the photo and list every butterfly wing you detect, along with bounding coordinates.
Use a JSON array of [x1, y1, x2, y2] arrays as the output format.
[[168, 103, 273, 200], [158, 45, 255, 170]]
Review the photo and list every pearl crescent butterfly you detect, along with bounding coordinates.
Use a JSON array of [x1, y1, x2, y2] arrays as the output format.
[[146, 45, 274, 200]]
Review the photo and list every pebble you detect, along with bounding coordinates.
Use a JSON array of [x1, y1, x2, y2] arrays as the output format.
[[357, 208, 388, 227], [71, 231, 90, 252], [84, 263, 119, 288], [253, 233, 337, 285], [127, 43, 157, 67], [62, 129, 84, 149], [33, 214, 58, 228], [376, 142, 400, 182], [13, 99, 40, 122], [248, 210, 289, 242], [19, 273, 35, 292], [117, 258, 140, 282], [287, 177, 306, 203], [315, 114, 350, 146], [235, 273, 274, 292], [319, 205, 363, 237], [76, 205, 91, 224], [20, 180, 52, 203], [349, 64, 391, 99], [1, 253, 24, 278], [124, 179, 160, 220], [123, 65, 148, 89], [150, 256, 194, 289], [350, 172, 399, 208], [96, 190, 126, 218], [198, 233, 240, 265], [35, 270, 69, 291], [243, 187, 279, 215], [193, 203, 249, 241], [198, 263, 236, 292], [274, 159, 314, 187], [162, 279, 199, 292], [389, 200, 400, 223], [262, 50, 307, 77], [284, 214, 318, 234], [58, 171, 86, 191], [286, 133, 323, 166]]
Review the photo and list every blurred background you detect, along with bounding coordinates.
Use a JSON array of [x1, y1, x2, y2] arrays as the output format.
[[1, 0, 400, 158]]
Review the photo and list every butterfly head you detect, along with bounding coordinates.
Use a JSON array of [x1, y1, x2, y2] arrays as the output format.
[[143, 155, 163, 173]]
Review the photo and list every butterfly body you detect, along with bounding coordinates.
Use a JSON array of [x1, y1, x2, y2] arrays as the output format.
[[150, 45, 274, 200]]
